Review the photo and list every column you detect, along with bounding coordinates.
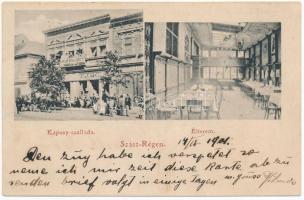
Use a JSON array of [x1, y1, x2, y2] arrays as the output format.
[[136, 74, 139, 97], [253, 45, 256, 81], [164, 58, 168, 100], [246, 47, 253, 80], [274, 29, 279, 86], [267, 34, 272, 84], [87, 80, 94, 97], [259, 41, 262, 81], [184, 63, 186, 90], [177, 62, 180, 94], [70, 81, 80, 99], [191, 55, 200, 81], [98, 80, 104, 98], [109, 84, 117, 97]]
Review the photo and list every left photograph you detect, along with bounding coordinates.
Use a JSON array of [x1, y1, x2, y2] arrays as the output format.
[[14, 10, 144, 120]]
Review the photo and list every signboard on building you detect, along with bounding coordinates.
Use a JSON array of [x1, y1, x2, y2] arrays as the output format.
[[65, 71, 106, 82]]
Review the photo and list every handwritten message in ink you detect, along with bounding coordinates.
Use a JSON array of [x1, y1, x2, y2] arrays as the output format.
[[7, 131, 297, 194]]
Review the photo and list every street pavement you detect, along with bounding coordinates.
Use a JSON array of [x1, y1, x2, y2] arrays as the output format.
[[14, 107, 143, 120]]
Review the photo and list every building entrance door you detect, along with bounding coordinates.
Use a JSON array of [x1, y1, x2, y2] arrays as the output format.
[[90, 80, 99, 96], [64, 82, 70, 94]]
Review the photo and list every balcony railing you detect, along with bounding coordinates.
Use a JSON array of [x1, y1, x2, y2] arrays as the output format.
[[59, 53, 143, 68]]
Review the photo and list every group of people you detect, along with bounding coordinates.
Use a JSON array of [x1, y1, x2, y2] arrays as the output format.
[[15, 95, 62, 114], [68, 95, 97, 108], [92, 91, 133, 117], [15, 96, 30, 114], [15, 91, 141, 118]]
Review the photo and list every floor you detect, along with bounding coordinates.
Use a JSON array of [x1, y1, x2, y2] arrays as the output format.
[[166, 80, 268, 120], [220, 84, 266, 119]]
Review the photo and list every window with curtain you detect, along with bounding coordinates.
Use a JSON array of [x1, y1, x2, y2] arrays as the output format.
[[166, 23, 179, 57]]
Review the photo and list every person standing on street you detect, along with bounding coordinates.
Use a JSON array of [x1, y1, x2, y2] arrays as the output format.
[[16, 97, 22, 114]]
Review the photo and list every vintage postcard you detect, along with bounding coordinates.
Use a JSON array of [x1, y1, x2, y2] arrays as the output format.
[[2, 2, 301, 196]]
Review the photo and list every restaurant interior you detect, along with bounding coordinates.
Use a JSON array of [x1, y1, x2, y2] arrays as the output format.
[[145, 22, 281, 120]]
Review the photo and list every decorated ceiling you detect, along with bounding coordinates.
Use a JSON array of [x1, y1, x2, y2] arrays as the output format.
[[192, 22, 280, 50]]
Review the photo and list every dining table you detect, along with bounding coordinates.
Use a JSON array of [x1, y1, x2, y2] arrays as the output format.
[[176, 88, 216, 119], [155, 84, 217, 120]]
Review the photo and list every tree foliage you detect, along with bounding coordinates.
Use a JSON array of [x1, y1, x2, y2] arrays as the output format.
[[103, 51, 129, 88], [29, 57, 65, 100]]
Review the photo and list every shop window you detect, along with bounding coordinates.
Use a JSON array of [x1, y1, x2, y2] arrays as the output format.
[[166, 22, 179, 57]]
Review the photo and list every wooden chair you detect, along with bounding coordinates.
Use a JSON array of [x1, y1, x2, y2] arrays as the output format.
[[246, 87, 255, 99], [261, 95, 270, 110], [254, 92, 263, 108], [186, 99, 203, 120], [264, 102, 281, 120]]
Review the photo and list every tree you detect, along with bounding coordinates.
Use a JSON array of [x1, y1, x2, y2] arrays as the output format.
[[29, 57, 65, 101], [102, 51, 129, 90]]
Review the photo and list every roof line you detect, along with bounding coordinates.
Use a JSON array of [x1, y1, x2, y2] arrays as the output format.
[[43, 14, 110, 34], [15, 53, 44, 59], [43, 12, 143, 35]]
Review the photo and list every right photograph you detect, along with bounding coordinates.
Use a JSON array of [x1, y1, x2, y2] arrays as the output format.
[[145, 22, 281, 120]]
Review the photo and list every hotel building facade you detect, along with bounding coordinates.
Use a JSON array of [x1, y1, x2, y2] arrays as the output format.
[[44, 12, 143, 100]]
